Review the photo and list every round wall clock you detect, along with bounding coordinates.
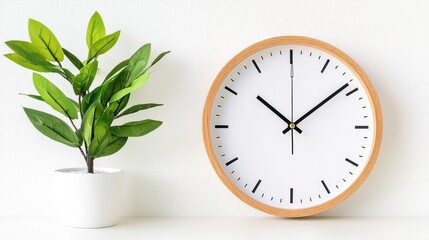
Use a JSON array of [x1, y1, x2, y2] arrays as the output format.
[[203, 36, 382, 217]]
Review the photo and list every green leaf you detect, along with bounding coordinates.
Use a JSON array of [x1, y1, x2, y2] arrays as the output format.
[[107, 94, 130, 117], [89, 108, 114, 156], [109, 72, 150, 103], [86, 12, 106, 48], [126, 44, 151, 83], [75, 128, 83, 146], [87, 31, 120, 61], [73, 60, 98, 94], [95, 108, 115, 139], [6, 41, 42, 60], [69, 98, 79, 109], [101, 70, 128, 106], [104, 59, 128, 83], [63, 48, 84, 69], [81, 101, 103, 145], [28, 19, 64, 62], [84, 61, 98, 90], [102, 64, 127, 90], [20, 92, 79, 110], [110, 119, 162, 137], [90, 130, 127, 158], [33, 73, 78, 119], [62, 68, 75, 83], [148, 51, 170, 68], [113, 94, 130, 116], [23, 107, 80, 147], [5, 41, 59, 72], [82, 86, 102, 114], [115, 103, 163, 119], [4, 53, 51, 72], [96, 136, 127, 158], [19, 93, 44, 101]]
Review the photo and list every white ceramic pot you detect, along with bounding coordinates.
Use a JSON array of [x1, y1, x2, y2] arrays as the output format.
[[52, 167, 124, 228]]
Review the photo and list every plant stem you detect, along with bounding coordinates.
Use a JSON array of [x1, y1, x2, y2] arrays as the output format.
[[78, 94, 92, 173], [78, 94, 89, 162], [56, 60, 63, 69], [57, 60, 92, 173], [58, 72, 71, 83], [67, 116, 87, 164], [86, 156, 94, 174], [78, 147, 86, 159], [53, 68, 88, 166], [68, 118, 78, 132]]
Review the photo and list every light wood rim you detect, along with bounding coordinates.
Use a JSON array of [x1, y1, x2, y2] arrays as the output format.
[[202, 36, 383, 217]]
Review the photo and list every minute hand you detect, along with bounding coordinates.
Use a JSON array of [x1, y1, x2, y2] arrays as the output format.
[[282, 83, 349, 134]]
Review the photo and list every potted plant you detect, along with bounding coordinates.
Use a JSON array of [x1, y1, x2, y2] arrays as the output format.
[[4, 12, 169, 228]]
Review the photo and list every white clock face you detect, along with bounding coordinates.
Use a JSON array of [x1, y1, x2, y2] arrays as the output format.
[[208, 44, 376, 211]]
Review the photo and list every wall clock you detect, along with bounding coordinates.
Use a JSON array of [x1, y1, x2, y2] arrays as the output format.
[[203, 36, 382, 217]]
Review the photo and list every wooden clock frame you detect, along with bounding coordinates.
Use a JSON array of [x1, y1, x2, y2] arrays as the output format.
[[202, 36, 383, 217]]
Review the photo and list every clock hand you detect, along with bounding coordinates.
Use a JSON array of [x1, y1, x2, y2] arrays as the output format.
[[282, 83, 349, 134], [256, 95, 303, 134], [290, 49, 295, 154]]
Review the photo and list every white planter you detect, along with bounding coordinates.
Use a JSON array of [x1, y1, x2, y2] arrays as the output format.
[[52, 167, 124, 228]]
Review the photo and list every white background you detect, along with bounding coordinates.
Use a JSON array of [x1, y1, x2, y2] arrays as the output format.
[[0, 0, 428, 218]]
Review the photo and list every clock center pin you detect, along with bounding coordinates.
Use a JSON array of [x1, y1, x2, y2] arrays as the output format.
[[289, 123, 296, 129]]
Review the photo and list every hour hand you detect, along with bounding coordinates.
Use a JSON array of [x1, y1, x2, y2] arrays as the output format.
[[256, 95, 302, 134]]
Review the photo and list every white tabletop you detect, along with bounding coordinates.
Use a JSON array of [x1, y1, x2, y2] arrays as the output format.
[[1, 217, 428, 240]]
